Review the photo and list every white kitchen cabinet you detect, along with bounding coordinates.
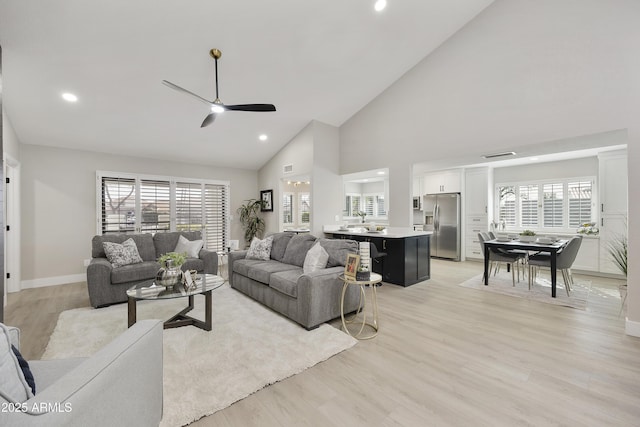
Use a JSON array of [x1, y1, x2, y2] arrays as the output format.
[[465, 215, 488, 260], [598, 150, 627, 275], [571, 236, 600, 272], [464, 167, 489, 216], [412, 177, 423, 198], [424, 170, 462, 194]]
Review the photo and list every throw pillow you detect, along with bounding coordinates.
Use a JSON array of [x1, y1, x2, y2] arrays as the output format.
[[303, 241, 329, 274], [11, 345, 35, 395], [0, 323, 34, 402], [246, 236, 274, 261], [102, 238, 143, 268], [174, 234, 204, 258], [282, 234, 317, 267]]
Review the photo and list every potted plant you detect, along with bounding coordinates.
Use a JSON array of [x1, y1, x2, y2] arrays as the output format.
[[237, 199, 265, 246], [156, 251, 187, 288], [519, 229, 536, 242], [356, 211, 367, 224]]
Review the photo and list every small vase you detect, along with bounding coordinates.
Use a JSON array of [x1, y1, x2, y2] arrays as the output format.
[[156, 259, 184, 289]]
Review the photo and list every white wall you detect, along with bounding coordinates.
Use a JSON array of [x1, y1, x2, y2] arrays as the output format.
[[20, 144, 257, 286], [2, 110, 20, 161], [339, 0, 640, 333], [493, 157, 598, 183]]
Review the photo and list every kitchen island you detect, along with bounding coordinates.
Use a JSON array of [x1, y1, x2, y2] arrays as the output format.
[[324, 226, 432, 287]]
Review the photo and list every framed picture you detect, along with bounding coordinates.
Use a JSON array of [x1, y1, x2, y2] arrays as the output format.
[[260, 189, 273, 212], [344, 253, 360, 281]]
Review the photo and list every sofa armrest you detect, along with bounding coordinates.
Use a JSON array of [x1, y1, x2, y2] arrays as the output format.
[[86, 258, 114, 308], [198, 249, 218, 275], [5, 325, 21, 350], [9, 320, 163, 427], [227, 250, 247, 285]]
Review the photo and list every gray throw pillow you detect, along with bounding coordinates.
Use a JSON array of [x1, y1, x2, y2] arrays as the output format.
[[318, 238, 359, 267], [282, 234, 317, 267], [103, 238, 144, 268], [246, 236, 274, 261], [269, 232, 293, 262], [174, 235, 204, 258]]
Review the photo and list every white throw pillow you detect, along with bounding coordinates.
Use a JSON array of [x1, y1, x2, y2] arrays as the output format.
[[174, 235, 204, 258], [0, 323, 34, 403], [303, 241, 329, 274], [102, 238, 143, 268], [246, 236, 274, 261]]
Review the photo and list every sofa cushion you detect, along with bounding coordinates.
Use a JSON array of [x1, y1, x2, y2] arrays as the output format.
[[270, 269, 303, 298], [303, 242, 329, 274], [233, 259, 268, 277], [111, 261, 159, 285], [246, 236, 274, 261], [174, 235, 204, 258], [103, 238, 144, 268], [268, 232, 293, 262], [281, 234, 317, 267], [92, 233, 156, 261], [246, 260, 300, 285], [182, 258, 204, 273], [153, 231, 202, 259], [318, 238, 359, 267], [0, 323, 34, 403]]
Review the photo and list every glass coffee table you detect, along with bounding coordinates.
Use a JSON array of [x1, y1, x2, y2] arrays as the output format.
[[126, 273, 225, 331]]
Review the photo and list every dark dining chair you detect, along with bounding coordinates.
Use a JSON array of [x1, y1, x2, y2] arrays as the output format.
[[527, 236, 582, 296], [478, 232, 526, 286]]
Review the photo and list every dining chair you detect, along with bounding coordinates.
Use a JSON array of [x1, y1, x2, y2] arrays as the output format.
[[527, 236, 582, 296], [478, 232, 526, 286]]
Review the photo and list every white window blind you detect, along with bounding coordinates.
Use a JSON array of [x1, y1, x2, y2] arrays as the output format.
[[101, 177, 136, 234], [176, 182, 203, 232], [344, 195, 361, 217], [364, 195, 375, 216], [568, 181, 592, 228], [299, 193, 310, 224], [140, 179, 170, 233], [204, 184, 228, 252], [376, 195, 386, 216], [283, 193, 293, 225], [543, 183, 564, 228], [498, 186, 516, 227], [519, 184, 538, 227]]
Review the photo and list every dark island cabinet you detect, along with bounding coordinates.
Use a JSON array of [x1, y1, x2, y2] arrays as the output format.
[[327, 233, 431, 287]]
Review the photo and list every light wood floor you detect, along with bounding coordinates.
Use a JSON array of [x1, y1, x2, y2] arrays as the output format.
[[6, 260, 640, 427]]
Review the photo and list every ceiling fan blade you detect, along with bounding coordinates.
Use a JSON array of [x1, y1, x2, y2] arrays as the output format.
[[162, 80, 213, 105], [224, 104, 277, 112], [201, 113, 217, 128]]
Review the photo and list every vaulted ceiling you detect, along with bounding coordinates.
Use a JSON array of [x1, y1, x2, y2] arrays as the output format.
[[0, 0, 494, 169]]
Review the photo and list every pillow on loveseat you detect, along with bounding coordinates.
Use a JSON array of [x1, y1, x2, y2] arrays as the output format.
[[174, 234, 204, 258], [282, 234, 317, 267], [246, 236, 274, 261], [103, 238, 143, 268], [303, 241, 329, 274], [318, 238, 359, 267]]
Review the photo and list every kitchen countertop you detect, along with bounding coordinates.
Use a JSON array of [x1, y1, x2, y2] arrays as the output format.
[[323, 226, 432, 239]]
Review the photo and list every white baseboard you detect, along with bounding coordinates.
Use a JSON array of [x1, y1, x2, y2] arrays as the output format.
[[17, 273, 86, 291], [625, 318, 640, 337]]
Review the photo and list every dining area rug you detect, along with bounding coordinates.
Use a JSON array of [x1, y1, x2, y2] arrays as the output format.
[[41, 284, 357, 426], [458, 270, 591, 310]]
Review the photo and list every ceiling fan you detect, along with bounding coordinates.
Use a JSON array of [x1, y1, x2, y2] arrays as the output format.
[[162, 48, 276, 128]]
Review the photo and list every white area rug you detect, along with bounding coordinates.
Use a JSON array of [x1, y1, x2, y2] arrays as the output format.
[[42, 284, 357, 426], [458, 271, 591, 310]]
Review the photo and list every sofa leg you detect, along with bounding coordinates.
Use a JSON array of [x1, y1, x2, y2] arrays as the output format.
[[305, 325, 320, 331]]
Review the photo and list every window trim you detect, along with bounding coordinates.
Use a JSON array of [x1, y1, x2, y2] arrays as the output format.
[[495, 176, 596, 234]]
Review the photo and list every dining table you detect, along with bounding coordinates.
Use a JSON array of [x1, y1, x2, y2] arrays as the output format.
[[482, 238, 569, 297]]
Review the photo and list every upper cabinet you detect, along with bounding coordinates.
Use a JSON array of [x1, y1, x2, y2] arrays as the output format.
[[598, 150, 628, 215], [423, 169, 462, 194], [464, 168, 489, 216]]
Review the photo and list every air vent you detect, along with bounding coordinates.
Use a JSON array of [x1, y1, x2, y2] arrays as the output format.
[[482, 151, 516, 159], [283, 164, 293, 174]]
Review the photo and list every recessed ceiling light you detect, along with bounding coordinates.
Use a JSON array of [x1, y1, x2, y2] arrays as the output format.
[[363, 179, 369, 182], [259, 134, 268, 141], [377, 171, 385, 175], [374, 0, 387, 12], [530, 157, 539, 161], [62, 92, 78, 102]]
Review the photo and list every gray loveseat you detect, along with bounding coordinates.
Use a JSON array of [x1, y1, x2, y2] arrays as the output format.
[[87, 231, 218, 308], [229, 233, 362, 330]]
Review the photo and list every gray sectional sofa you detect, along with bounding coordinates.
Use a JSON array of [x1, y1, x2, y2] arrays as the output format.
[[87, 231, 218, 308], [229, 233, 362, 330]]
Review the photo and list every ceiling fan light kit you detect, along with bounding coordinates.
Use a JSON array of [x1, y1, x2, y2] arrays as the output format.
[[162, 48, 276, 128]]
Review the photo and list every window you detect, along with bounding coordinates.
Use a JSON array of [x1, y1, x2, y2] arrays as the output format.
[[495, 177, 595, 232], [283, 193, 294, 225], [344, 194, 362, 217], [98, 172, 229, 252], [299, 193, 310, 225], [345, 193, 386, 219]]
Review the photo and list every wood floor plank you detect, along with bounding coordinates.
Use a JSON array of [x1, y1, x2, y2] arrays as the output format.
[[5, 260, 639, 426]]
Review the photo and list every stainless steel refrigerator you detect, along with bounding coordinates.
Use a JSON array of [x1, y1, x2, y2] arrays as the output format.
[[423, 193, 461, 261]]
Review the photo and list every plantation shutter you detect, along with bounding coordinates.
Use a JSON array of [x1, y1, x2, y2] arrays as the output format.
[[376, 195, 386, 216], [543, 183, 564, 227], [101, 177, 136, 234], [568, 181, 592, 228], [498, 186, 516, 227], [299, 193, 310, 224], [176, 182, 203, 232], [519, 184, 538, 227], [204, 183, 228, 252], [364, 195, 375, 216], [283, 193, 294, 224], [140, 179, 171, 233]]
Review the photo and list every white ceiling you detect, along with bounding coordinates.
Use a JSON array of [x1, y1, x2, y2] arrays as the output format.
[[0, 0, 494, 170]]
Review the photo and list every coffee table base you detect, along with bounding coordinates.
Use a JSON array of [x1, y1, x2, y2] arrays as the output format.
[[128, 291, 212, 331]]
